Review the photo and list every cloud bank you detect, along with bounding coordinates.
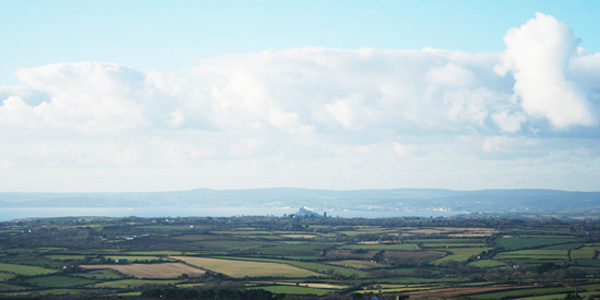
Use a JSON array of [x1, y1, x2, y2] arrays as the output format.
[[495, 12, 596, 128], [0, 13, 598, 192]]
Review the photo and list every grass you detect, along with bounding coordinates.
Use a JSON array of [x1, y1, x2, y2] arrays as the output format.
[[408, 239, 485, 244], [210, 230, 275, 235], [0, 262, 57, 276], [339, 244, 418, 251], [172, 256, 323, 278], [1, 289, 88, 297], [0, 254, 62, 268], [191, 240, 275, 252], [252, 243, 333, 257], [375, 277, 465, 284], [278, 260, 369, 278], [45, 254, 88, 261], [124, 251, 188, 256], [471, 286, 572, 299], [0, 272, 15, 281], [571, 247, 597, 259], [103, 255, 175, 262], [138, 225, 197, 230], [72, 269, 125, 280], [26, 275, 98, 288], [468, 259, 506, 268], [517, 292, 600, 300], [89, 279, 181, 288], [115, 291, 142, 296], [495, 249, 568, 265], [0, 282, 28, 291], [218, 256, 371, 278], [432, 248, 490, 264], [495, 249, 567, 258], [543, 243, 582, 250], [421, 243, 487, 248], [249, 285, 332, 296], [338, 230, 398, 236], [326, 260, 382, 269], [573, 259, 600, 267], [494, 237, 576, 250]]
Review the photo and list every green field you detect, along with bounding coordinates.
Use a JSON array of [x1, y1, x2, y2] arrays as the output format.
[[73, 269, 125, 280], [494, 237, 576, 250], [571, 246, 597, 259], [0, 214, 599, 299], [90, 279, 182, 289], [543, 243, 581, 250], [249, 285, 332, 296], [0, 272, 14, 281], [0, 282, 27, 291], [0, 262, 57, 276], [326, 260, 382, 269], [218, 256, 371, 278], [432, 247, 490, 264], [190, 240, 276, 252], [251, 243, 333, 257], [173, 256, 323, 278], [421, 243, 487, 248], [468, 259, 506, 268], [102, 255, 175, 262], [44, 254, 88, 261], [0, 254, 62, 268], [339, 243, 418, 251], [471, 286, 573, 299], [26, 275, 98, 288], [1, 288, 88, 297]]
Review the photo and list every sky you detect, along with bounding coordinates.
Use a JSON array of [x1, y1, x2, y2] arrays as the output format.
[[0, 1, 599, 192]]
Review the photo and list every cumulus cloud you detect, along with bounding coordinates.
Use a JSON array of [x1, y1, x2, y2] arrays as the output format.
[[491, 110, 526, 133], [0, 13, 599, 191], [495, 12, 596, 128], [1, 62, 148, 133]]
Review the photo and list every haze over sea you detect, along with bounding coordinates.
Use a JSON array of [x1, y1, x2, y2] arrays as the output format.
[[0, 206, 459, 222]]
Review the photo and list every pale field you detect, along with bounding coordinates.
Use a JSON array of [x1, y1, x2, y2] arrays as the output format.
[[280, 234, 316, 239], [327, 260, 381, 269], [273, 281, 349, 289], [357, 241, 409, 245], [407, 227, 497, 236], [171, 256, 322, 278], [80, 263, 205, 279], [448, 234, 494, 237]]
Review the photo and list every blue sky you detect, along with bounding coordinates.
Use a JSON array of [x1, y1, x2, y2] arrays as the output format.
[[2, 1, 599, 83], [0, 1, 599, 192]]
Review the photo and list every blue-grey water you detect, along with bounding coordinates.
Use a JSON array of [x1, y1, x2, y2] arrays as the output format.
[[0, 207, 461, 221]]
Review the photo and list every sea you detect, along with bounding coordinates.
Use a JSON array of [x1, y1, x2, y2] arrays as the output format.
[[0, 206, 462, 221]]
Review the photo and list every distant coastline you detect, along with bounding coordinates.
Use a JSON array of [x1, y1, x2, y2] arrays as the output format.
[[0, 188, 598, 221]]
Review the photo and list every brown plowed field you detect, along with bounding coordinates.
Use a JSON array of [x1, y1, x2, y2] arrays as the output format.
[[81, 263, 205, 279]]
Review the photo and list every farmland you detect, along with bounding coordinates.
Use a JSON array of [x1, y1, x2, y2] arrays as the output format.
[[81, 263, 206, 279], [0, 214, 598, 299]]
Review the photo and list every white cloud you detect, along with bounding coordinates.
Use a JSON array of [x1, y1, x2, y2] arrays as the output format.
[[3, 62, 148, 133], [425, 63, 475, 87], [1, 14, 599, 191], [0, 96, 36, 127], [393, 142, 418, 157], [495, 12, 596, 128], [166, 109, 186, 128], [491, 110, 526, 133]]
